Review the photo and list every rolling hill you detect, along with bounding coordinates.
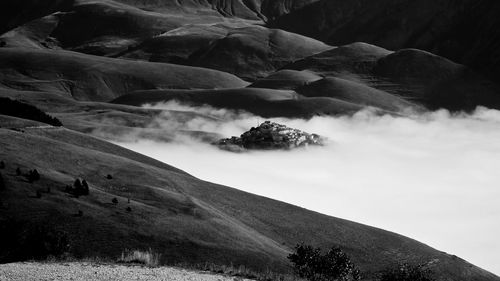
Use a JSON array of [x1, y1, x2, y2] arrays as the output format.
[[1, 0, 500, 280], [0, 114, 499, 281]]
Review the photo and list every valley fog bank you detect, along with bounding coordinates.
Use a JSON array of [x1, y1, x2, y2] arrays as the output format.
[[111, 102, 500, 275]]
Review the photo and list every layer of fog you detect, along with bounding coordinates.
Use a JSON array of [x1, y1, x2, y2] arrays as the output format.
[[112, 101, 500, 275]]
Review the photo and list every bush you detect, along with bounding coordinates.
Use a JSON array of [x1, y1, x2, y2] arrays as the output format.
[[112, 197, 118, 204], [27, 169, 40, 183], [288, 243, 360, 281], [0, 220, 71, 262], [0, 161, 5, 169], [81, 180, 89, 195], [16, 167, 21, 176], [0, 172, 5, 190], [0, 97, 62, 126], [65, 178, 90, 197], [378, 263, 434, 281], [118, 249, 160, 267]]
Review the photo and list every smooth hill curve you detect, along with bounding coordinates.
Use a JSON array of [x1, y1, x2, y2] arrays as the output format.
[[0, 48, 249, 102]]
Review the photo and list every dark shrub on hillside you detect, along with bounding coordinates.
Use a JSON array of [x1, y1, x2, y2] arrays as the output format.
[[0, 219, 71, 262], [65, 178, 90, 197], [112, 197, 118, 204], [27, 169, 40, 183], [379, 263, 434, 281], [81, 180, 89, 195], [0, 161, 5, 169], [0, 172, 5, 190], [16, 167, 21, 176], [0, 97, 62, 126], [288, 243, 361, 281]]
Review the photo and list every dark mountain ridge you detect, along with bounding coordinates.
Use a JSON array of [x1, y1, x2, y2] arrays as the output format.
[[266, 0, 500, 83]]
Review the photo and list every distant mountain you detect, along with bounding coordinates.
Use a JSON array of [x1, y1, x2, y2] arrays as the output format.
[[266, 0, 500, 83]]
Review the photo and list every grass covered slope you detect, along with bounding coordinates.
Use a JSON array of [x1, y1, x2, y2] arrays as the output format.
[[0, 116, 499, 281], [0, 48, 248, 102], [111, 88, 367, 117]]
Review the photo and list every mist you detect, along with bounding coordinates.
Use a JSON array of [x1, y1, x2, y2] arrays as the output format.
[[111, 101, 500, 275]]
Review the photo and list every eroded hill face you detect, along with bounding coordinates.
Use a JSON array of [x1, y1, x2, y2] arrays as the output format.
[[1, 1, 500, 280]]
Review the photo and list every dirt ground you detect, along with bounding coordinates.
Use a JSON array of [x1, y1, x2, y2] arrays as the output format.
[[0, 262, 251, 281]]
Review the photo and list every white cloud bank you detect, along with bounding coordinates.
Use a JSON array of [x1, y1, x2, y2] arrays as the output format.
[[113, 102, 500, 276]]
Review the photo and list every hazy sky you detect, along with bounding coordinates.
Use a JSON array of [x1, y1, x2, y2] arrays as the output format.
[[112, 102, 500, 276]]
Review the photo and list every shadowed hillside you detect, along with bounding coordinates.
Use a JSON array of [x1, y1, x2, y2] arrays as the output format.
[[267, 0, 500, 82], [0, 115, 499, 281]]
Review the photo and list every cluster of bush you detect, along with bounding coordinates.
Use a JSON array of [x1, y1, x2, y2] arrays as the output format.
[[0, 97, 62, 126], [288, 243, 435, 281], [27, 169, 40, 183], [288, 243, 360, 281], [0, 219, 70, 262], [65, 179, 89, 197]]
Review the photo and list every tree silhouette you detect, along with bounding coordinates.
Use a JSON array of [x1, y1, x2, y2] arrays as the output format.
[[27, 169, 40, 183], [0, 97, 62, 126], [74, 179, 82, 189], [81, 180, 89, 195], [288, 243, 360, 281]]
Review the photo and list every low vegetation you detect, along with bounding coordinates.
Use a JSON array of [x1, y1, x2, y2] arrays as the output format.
[[378, 263, 435, 281], [0, 97, 62, 126], [288, 243, 360, 281], [27, 169, 40, 183], [64, 179, 90, 197], [0, 220, 71, 262], [118, 249, 161, 267], [0, 172, 5, 190]]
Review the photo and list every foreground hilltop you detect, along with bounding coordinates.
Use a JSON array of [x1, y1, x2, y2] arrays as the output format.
[[0, 108, 499, 281]]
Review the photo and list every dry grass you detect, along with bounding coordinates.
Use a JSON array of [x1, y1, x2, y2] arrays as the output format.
[[118, 249, 161, 267], [179, 262, 302, 281]]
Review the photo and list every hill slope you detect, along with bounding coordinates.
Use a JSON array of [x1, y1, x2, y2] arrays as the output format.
[[0, 115, 499, 281]]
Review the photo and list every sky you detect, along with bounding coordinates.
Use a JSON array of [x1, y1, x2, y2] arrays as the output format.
[[109, 102, 500, 276]]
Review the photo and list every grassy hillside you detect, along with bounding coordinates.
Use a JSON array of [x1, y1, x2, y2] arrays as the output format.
[[0, 48, 248, 102], [0, 114, 498, 281]]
